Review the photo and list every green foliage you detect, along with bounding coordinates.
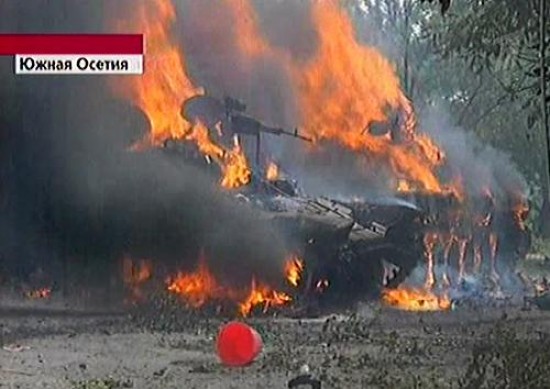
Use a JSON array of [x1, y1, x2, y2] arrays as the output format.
[[430, 0, 549, 132]]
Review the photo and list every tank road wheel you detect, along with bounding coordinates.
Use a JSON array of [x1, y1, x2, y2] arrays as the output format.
[[319, 245, 386, 306]]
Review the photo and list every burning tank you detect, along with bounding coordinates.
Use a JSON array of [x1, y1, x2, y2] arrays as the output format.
[[106, 0, 531, 314], [166, 94, 532, 310], [157, 95, 432, 309]]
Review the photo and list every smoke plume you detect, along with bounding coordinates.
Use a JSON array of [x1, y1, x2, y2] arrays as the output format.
[[419, 102, 527, 204], [0, 0, 528, 292], [0, 1, 288, 287]]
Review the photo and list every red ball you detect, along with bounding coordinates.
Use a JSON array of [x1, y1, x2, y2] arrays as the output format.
[[216, 321, 263, 367]]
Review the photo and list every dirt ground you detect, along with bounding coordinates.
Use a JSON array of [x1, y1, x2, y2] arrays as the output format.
[[2, 292, 550, 389]]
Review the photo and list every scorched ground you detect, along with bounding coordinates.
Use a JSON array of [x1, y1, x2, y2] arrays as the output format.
[[0, 0, 547, 388]]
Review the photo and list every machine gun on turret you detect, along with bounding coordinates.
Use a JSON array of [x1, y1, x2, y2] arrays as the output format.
[[223, 96, 312, 164], [183, 95, 312, 164]]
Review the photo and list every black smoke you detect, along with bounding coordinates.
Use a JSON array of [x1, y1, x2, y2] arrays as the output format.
[[176, 0, 296, 130], [0, 1, 289, 290]]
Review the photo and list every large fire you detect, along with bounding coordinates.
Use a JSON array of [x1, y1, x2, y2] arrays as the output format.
[[382, 287, 451, 312], [217, 0, 456, 196], [113, 0, 251, 189], [292, 1, 460, 197], [113, 0, 202, 147], [166, 254, 300, 316], [166, 259, 231, 308], [110, 0, 527, 206], [379, 230, 454, 312], [108, 0, 530, 315]]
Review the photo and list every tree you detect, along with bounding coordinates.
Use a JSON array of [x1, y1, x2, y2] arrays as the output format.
[[425, 0, 550, 233]]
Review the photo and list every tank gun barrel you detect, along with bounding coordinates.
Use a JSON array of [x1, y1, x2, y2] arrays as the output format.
[[257, 124, 313, 142], [230, 113, 312, 142]]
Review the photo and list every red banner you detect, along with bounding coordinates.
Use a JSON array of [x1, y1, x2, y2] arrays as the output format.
[[0, 34, 143, 55]]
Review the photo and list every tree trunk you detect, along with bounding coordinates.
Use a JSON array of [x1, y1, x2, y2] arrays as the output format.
[[539, 0, 550, 236]]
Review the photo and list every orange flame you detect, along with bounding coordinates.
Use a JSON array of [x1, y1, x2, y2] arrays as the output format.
[[266, 162, 280, 181], [219, 0, 461, 197], [423, 232, 438, 289], [292, 1, 456, 196], [397, 179, 412, 193], [113, 0, 203, 148], [112, 0, 466, 197], [188, 121, 225, 160], [222, 0, 271, 57], [284, 255, 304, 287], [187, 122, 251, 188], [239, 279, 291, 317], [382, 287, 451, 311], [113, 0, 251, 189], [220, 136, 252, 189], [513, 197, 529, 231], [166, 255, 292, 316], [166, 259, 240, 308]]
